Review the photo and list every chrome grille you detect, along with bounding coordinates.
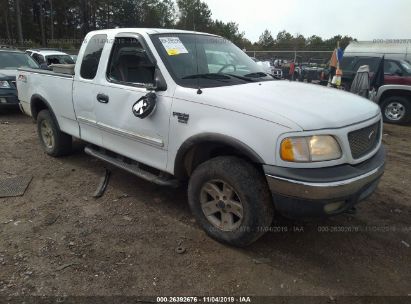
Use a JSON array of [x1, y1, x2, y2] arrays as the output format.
[[348, 122, 380, 159]]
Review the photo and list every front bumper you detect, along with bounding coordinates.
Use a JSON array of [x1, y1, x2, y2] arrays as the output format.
[[0, 92, 19, 108], [264, 146, 385, 218]]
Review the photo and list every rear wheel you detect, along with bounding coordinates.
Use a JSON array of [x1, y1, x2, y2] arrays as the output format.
[[381, 96, 411, 124], [188, 157, 274, 247], [37, 109, 72, 156]]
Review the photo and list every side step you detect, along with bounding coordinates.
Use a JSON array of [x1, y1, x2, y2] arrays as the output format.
[[84, 146, 179, 188]]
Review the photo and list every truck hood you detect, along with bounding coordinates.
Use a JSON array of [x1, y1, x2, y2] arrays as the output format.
[[180, 81, 381, 130]]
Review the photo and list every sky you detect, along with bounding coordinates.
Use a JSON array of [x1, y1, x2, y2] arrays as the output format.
[[204, 0, 411, 42]]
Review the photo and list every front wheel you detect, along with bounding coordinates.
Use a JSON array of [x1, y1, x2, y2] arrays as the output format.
[[37, 109, 72, 157], [381, 96, 411, 124], [188, 157, 274, 247]]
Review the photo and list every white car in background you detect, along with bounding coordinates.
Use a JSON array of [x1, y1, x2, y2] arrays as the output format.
[[251, 57, 283, 78], [250, 57, 271, 73], [26, 49, 75, 68]]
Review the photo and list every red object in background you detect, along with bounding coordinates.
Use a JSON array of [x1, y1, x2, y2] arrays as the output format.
[[289, 62, 295, 75], [384, 74, 411, 86]]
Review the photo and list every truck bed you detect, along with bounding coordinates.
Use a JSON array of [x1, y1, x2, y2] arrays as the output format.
[[17, 68, 80, 138]]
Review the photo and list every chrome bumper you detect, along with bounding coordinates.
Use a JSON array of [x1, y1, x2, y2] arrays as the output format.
[[264, 147, 385, 218], [265, 163, 384, 201], [264, 146, 386, 202]]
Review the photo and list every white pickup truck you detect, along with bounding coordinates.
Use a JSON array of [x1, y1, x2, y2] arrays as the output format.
[[17, 29, 385, 246]]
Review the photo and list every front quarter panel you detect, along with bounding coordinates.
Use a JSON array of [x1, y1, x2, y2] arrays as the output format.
[[166, 91, 293, 174]]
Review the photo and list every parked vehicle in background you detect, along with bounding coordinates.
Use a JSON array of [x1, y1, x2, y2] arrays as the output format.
[[250, 57, 283, 78], [26, 49, 75, 69], [17, 28, 385, 246], [70, 54, 78, 63], [295, 58, 327, 83], [0, 48, 39, 110], [338, 56, 411, 123], [375, 58, 411, 124], [343, 41, 411, 123], [255, 59, 272, 74]]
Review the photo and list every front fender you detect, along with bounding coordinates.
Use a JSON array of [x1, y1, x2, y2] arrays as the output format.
[[166, 97, 292, 175]]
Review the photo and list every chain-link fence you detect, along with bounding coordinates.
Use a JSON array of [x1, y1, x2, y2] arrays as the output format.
[[245, 50, 334, 63]]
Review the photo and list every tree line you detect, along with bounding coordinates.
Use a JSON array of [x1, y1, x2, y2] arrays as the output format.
[[0, 0, 355, 51]]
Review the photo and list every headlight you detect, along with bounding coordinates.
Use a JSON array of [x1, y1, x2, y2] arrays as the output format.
[[0, 81, 11, 89], [280, 135, 342, 162]]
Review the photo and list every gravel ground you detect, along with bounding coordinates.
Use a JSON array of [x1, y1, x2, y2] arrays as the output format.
[[0, 110, 410, 298]]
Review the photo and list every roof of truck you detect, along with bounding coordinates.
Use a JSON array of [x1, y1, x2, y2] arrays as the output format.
[[86, 28, 220, 37]]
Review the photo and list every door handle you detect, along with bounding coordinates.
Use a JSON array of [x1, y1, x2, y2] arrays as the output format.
[[97, 93, 109, 103]]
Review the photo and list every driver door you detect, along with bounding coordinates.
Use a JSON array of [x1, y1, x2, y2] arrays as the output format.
[[95, 34, 172, 171]]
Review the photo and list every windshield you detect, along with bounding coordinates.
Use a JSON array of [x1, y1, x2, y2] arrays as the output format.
[[400, 60, 411, 74], [151, 34, 275, 88], [45, 55, 75, 65], [0, 52, 39, 70]]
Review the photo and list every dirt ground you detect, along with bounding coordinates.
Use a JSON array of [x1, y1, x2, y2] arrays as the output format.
[[0, 109, 410, 298]]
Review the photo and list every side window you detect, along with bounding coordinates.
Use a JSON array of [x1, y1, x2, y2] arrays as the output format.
[[80, 34, 107, 80], [354, 58, 379, 73], [107, 37, 155, 85], [340, 57, 355, 71], [32, 53, 45, 64], [384, 60, 402, 75]]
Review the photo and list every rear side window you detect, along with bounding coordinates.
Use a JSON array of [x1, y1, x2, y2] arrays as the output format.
[[32, 53, 45, 64], [80, 34, 107, 79], [340, 57, 356, 70], [384, 60, 402, 75], [354, 58, 380, 73]]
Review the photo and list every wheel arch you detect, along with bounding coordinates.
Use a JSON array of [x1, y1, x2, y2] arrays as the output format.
[[174, 133, 265, 180], [30, 94, 59, 125], [378, 87, 411, 105]]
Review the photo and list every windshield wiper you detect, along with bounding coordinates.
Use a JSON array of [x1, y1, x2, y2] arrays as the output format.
[[223, 73, 254, 82], [182, 73, 254, 83], [182, 73, 231, 80], [245, 72, 281, 80], [244, 72, 268, 78]]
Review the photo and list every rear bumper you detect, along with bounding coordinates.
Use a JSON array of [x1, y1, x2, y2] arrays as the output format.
[[264, 146, 385, 218]]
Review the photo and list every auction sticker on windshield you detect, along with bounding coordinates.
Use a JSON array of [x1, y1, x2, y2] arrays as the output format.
[[159, 37, 189, 56]]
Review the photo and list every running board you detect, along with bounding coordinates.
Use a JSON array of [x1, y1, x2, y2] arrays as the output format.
[[84, 146, 179, 188]]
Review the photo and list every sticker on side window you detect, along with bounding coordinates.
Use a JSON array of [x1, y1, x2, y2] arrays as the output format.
[[159, 37, 188, 56]]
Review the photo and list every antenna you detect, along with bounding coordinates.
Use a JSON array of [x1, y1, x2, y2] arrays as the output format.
[[195, 34, 202, 94], [193, 1, 202, 94]]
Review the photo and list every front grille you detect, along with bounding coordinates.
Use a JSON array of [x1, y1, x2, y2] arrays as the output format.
[[348, 122, 380, 159]]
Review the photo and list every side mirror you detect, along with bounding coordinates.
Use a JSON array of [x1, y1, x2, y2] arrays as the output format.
[[395, 70, 403, 76], [153, 68, 167, 91], [132, 92, 157, 119]]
